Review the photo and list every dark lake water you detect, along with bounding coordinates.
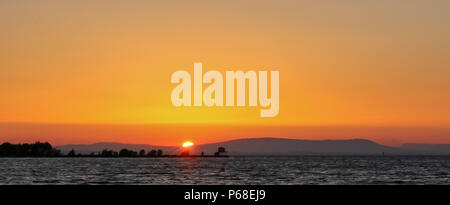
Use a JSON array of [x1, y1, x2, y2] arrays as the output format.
[[0, 156, 449, 185]]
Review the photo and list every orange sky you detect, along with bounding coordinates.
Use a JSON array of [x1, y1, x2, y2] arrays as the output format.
[[0, 1, 449, 146]]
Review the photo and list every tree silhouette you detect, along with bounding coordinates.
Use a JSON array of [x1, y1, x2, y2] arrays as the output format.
[[157, 149, 163, 157], [101, 149, 118, 157], [68, 149, 76, 157], [0, 142, 62, 157], [147, 150, 157, 157], [214, 147, 227, 157], [139, 149, 146, 157], [119, 149, 137, 157]]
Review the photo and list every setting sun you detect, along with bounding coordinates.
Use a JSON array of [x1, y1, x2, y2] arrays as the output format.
[[182, 141, 194, 148]]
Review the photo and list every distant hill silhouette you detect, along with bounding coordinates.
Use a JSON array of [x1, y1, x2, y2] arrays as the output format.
[[193, 138, 402, 155], [400, 143, 450, 155], [57, 138, 450, 155]]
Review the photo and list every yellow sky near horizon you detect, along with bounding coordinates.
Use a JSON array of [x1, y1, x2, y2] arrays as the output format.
[[1, 1, 450, 145]]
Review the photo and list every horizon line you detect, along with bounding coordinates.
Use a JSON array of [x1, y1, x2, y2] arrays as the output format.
[[4, 137, 450, 148]]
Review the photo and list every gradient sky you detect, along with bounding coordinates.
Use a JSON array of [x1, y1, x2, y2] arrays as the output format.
[[1, 1, 449, 145]]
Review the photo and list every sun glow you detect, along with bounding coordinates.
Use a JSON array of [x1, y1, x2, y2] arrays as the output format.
[[182, 141, 194, 148]]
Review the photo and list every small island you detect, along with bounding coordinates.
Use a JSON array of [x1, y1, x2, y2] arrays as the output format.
[[0, 142, 228, 158]]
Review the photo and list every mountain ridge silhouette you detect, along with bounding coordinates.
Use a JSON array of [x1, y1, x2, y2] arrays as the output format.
[[56, 137, 450, 155]]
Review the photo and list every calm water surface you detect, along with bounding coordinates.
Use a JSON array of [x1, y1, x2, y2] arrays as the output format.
[[0, 156, 449, 184]]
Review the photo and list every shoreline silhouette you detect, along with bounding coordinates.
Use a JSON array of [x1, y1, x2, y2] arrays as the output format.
[[2, 138, 450, 157], [0, 142, 228, 158]]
